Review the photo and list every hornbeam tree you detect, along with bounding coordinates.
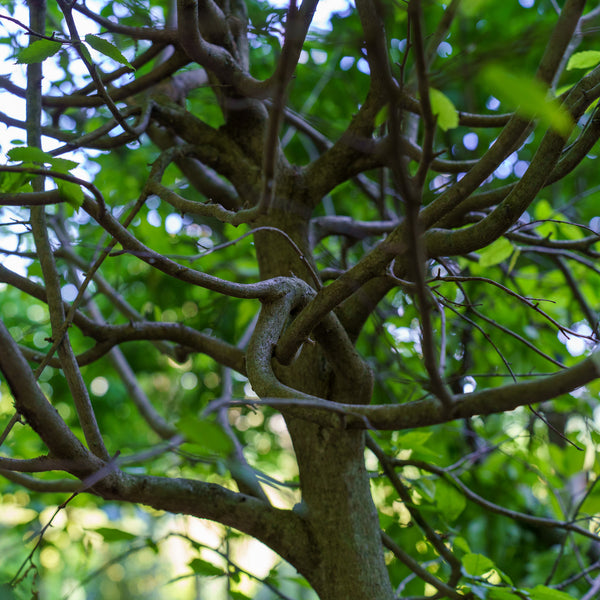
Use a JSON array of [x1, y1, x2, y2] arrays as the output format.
[[2, 0, 600, 598]]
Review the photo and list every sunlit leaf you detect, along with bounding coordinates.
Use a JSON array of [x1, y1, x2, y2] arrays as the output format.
[[453, 536, 471, 555], [15, 38, 61, 63], [47, 157, 79, 173], [7, 147, 78, 172], [566, 50, 600, 70], [534, 198, 554, 221], [480, 64, 573, 136], [527, 585, 577, 600], [462, 553, 497, 577], [395, 430, 432, 449], [8, 146, 54, 164], [463, 553, 513, 585], [478, 237, 514, 267], [395, 431, 440, 460], [434, 479, 466, 522], [84, 34, 135, 71], [57, 180, 84, 209], [0, 171, 33, 193], [429, 88, 459, 131], [176, 417, 233, 454]]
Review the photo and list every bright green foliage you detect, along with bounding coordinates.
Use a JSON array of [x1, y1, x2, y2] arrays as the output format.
[[567, 50, 600, 70], [429, 88, 459, 131], [84, 34, 135, 71], [478, 238, 515, 268], [7, 147, 78, 173], [15, 38, 61, 63], [480, 64, 574, 136], [56, 179, 84, 208]]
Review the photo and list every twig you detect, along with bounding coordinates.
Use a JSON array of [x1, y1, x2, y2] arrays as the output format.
[[435, 275, 597, 341], [0, 413, 21, 447], [367, 435, 463, 586], [381, 531, 464, 600], [57, 0, 139, 136], [395, 457, 600, 544]]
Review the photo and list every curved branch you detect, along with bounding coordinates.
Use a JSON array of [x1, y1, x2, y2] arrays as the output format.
[[176, 0, 267, 98], [102, 469, 316, 580], [20, 321, 246, 374], [82, 196, 288, 300], [148, 104, 261, 195], [425, 78, 599, 258], [0, 470, 79, 493], [0, 320, 102, 470], [0, 456, 84, 473], [438, 100, 600, 227], [0, 166, 106, 215], [227, 350, 600, 432], [0, 190, 64, 206], [145, 123, 240, 209]]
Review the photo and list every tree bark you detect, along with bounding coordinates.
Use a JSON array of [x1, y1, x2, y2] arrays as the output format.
[[254, 198, 394, 600], [288, 420, 394, 600]]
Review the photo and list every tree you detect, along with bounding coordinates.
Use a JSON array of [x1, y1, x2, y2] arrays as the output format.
[[1, 0, 600, 597]]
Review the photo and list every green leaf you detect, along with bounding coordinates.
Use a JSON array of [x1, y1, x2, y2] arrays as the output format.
[[395, 431, 440, 460], [534, 198, 556, 221], [453, 536, 471, 555], [462, 553, 497, 577], [84, 34, 134, 71], [434, 479, 466, 522], [57, 180, 84, 209], [7, 146, 78, 172], [395, 430, 433, 449], [479, 237, 514, 267], [47, 157, 79, 173], [79, 42, 93, 66], [8, 146, 54, 164], [463, 553, 513, 586], [188, 558, 225, 577], [534, 198, 558, 238], [507, 247, 520, 274], [176, 417, 233, 455], [566, 50, 600, 70], [527, 585, 577, 600], [429, 88, 459, 131], [94, 527, 137, 542], [374, 104, 388, 128], [15, 38, 61, 64], [488, 589, 523, 600], [0, 171, 33, 193], [480, 64, 573, 136]]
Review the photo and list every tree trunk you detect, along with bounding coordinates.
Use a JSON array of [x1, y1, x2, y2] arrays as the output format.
[[288, 419, 394, 600], [254, 202, 394, 600]]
